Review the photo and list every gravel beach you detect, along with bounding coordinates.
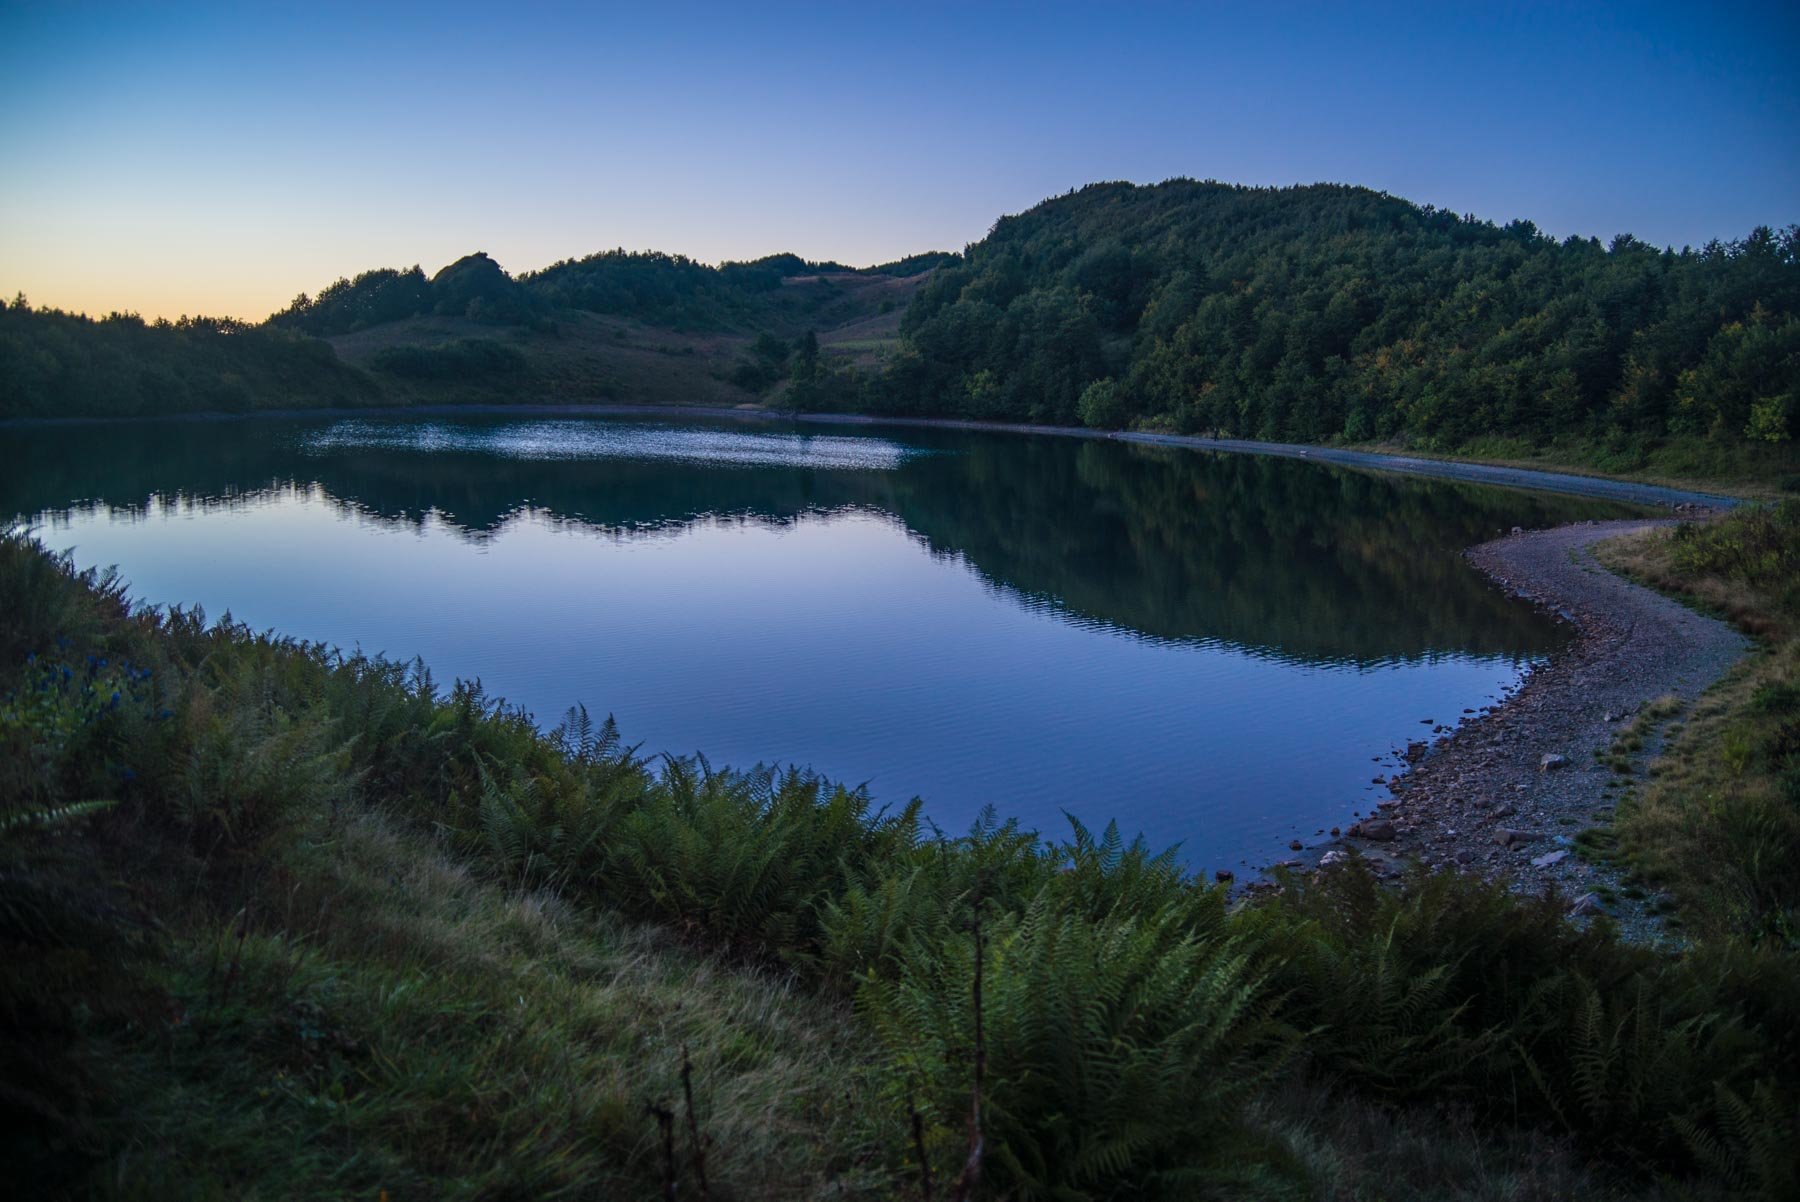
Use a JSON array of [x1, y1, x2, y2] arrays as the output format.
[[1331, 518, 1750, 939]]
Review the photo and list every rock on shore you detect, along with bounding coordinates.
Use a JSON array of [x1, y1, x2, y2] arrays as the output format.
[[1326, 518, 1748, 941]]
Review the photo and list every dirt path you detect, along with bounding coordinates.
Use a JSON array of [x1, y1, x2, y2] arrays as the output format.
[[1332, 519, 1750, 938]]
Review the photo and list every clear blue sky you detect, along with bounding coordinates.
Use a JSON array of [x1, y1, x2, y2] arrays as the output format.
[[2, 1, 1794, 320]]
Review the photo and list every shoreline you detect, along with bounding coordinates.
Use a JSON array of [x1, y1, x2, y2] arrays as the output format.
[[1317, 518, 1750, 939], [1, 401, 1743, 511], [5, 403, 1754, 929]]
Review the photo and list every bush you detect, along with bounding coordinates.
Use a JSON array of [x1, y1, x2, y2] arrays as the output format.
[[1077, 377, 1129, 428], [1669, 502, 1800, 621], [367, 338, 529, 382], [862, 894, 1281, 1199]]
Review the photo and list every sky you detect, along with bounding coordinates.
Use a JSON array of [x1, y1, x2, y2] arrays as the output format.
[[1, 1, 1795, 321]]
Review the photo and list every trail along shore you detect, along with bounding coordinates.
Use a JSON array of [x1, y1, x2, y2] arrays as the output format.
[[1311, 518, 1749, 941]]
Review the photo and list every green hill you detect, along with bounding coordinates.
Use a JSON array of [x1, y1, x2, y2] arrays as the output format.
[[3, 180, 1794, 483], [852, 181, 1798, 455]]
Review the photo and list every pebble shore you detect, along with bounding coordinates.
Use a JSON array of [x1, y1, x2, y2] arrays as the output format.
[[1292, 518, 1749, 942]]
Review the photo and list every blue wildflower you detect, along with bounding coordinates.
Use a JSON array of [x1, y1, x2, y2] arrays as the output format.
[[121, 767, 137, 782]]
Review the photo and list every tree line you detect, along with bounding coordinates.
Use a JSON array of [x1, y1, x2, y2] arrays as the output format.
[[270, 248, 954, 338], [4, 179, 1794, 464], [0, 297, 379, 419]]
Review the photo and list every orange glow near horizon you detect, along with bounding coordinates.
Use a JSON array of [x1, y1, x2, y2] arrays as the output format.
[[3, 4, 1794, 324]]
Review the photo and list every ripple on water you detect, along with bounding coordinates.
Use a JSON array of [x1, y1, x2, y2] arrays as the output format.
[[301, 419, 919, 472]]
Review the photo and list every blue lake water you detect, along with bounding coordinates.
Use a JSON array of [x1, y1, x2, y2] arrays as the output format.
[[0, 413, 1645, 873]]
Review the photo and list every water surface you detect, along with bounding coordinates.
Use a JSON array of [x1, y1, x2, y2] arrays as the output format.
[[1, 413, 1645, 872]]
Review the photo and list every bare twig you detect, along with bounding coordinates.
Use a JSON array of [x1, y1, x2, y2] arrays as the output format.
[[909, 1099, 936, 1200], [680, 1046, 710, 1200], [647, 1101, 677, 1202], [218, 907, 251, 1008], [948, 881, 986, 1202], [198, 906, 252, 1046]]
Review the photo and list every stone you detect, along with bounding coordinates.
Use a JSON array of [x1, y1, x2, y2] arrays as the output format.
[[1540, 754, 1569, 772], [1569, 892, 1603, 917], [1214, 869, 1234, 883], [1288, 839, 1304, 851], [1493, 827, 1539, 848], [1530, 849, 1569, 868], [1349, 818, 1398, 841], [1319, 850, 1348, 867], [1329, 826, 1341, 837], [1453, 849, 1476, 864]]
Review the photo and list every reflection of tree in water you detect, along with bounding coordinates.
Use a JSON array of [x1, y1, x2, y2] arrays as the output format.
[[3, 418, 1643, 666], [871, 438, 1636, 662]]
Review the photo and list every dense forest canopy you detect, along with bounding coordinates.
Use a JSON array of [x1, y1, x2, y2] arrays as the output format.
[[850, 181, 1800, 449]]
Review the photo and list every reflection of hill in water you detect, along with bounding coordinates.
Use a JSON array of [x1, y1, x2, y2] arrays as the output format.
[[3, 418, 1642, 666]]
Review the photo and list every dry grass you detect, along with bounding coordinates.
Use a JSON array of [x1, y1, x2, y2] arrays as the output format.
[[1596, 518, 1800, 942], [1245, 1077, 1696, 1202], [87, 809, 897, 1199], [326, 271, 930, 407], [1600, 526, 1791, 641], [328, 311, 762, 408]]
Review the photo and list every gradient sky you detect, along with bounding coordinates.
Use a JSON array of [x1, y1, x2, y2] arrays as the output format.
[[2, 1, 1795, 321]]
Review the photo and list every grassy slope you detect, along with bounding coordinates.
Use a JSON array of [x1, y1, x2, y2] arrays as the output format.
[[330, 311, 762, 408], [1595, 503, 1800, 942], [82, 812, 885, 1199], [325, 270, 931, 409], [6, 530, 1798, 1200], [32, 812, 1648, 1200]]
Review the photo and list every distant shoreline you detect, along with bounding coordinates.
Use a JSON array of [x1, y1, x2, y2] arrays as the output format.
[[1, 401, 1742, 511]]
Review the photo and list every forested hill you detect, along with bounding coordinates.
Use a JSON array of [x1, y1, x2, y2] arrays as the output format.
[[858, 181, 1799, 452], [268, 249, 955, 337], [0, 251, 948, 420], [3, 179, 1795, 479]]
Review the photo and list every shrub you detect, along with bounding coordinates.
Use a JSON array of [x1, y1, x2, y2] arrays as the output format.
[[860, 892, 1284, 1200], [368, 338, 529, 382]]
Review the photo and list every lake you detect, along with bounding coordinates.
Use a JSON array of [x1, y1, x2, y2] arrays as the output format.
[[0, 412, 1645, 874]]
